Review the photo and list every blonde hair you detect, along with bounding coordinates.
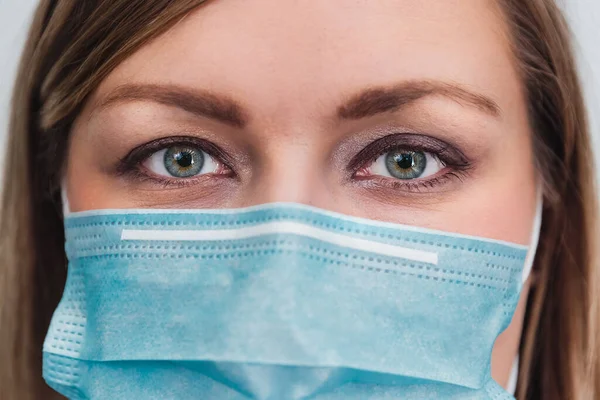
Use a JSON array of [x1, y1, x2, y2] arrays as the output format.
[[1, 0, 598, 399]]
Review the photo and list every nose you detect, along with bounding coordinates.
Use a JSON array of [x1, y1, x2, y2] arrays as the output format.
[[240, 139, 338, 211]]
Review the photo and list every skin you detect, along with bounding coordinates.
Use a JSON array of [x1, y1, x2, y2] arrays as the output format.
[[65, 0, 537, 389]]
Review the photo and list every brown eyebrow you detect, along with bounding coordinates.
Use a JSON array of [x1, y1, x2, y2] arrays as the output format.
[[94, 84, 249, 128], [337, 80, 501, 120], [94, 81, 499, 128]]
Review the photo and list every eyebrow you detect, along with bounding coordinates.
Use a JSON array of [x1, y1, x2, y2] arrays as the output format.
[[337, 80, 501, 119], [94, 80, 500, 128], [95, 84, 249, 128]]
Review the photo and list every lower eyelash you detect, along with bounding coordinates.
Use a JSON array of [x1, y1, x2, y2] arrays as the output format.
[[361, 169, 470, 192], [122, 168, 233, 189]]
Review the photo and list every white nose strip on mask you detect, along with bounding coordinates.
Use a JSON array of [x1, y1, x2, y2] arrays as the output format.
[[59, 185, 543, 285]]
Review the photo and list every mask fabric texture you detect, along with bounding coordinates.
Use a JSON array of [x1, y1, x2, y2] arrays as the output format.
[[44, 202, 535, 400]]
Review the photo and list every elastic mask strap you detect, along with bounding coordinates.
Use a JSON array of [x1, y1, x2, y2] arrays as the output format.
[[507, 356, 519, 394], [507, 186, 543, 393], [521, 187, 543, 283], [61, 185, 71, 217]]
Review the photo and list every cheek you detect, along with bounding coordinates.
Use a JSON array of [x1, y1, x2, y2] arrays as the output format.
[[460, 124, 538, 245], [64, 162, 117, 213], [442, 171, 537, 245], [411, 126, 537, 245], [64, 121, 114, 212]]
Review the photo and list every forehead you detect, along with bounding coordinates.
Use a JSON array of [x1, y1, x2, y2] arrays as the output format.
[[93, 0, 517, 118]]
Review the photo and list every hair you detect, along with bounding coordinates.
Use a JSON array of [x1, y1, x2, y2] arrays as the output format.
[[0, 0, 598, 398]]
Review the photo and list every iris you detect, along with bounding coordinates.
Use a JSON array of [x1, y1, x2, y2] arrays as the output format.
[[164, 146, 204, 177], [385, 150, 427, 179]]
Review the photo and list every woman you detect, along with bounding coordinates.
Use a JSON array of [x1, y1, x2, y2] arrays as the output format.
[[0, 0, 598, 399]]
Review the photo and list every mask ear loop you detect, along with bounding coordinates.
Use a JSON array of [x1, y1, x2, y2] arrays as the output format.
[[507, 185, 544, 394], [61, 185, 71, 271], [61, 185, 71, 217], [521, 186, 543, 283], [507, 356, 520, 395]]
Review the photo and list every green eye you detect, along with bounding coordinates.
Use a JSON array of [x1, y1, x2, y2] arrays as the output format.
[[164, 146, 204, 177], [385, 150, 427, 179]]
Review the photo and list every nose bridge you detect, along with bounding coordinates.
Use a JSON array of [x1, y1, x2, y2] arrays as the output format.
[[244, 132, 334, 209]]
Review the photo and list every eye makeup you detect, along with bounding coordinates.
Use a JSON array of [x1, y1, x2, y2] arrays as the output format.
[[347, 133, 472, 193], [111, 130, 473, 195], [348, 133, 469, 171], [114, 136, 236, 188]]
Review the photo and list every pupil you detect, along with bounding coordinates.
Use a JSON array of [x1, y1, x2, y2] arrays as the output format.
[[396, 153, 414, 169], [175, 152, 193, 168]]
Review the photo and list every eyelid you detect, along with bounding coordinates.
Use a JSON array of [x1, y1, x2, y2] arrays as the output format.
[[116, 136, 235, 176], [347, 133, 469, 173]]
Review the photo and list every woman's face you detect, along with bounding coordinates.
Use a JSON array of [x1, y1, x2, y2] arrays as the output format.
[[66, 0, 537, 388]]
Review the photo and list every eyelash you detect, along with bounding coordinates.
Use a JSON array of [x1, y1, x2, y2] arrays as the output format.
[[361, 170, 468, 193], [116, 134, 471, 192], [348, 133, 471, 192], [116, 136, 235, 188]]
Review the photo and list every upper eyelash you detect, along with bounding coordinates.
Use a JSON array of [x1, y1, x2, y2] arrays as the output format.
[[115, 133, 470, 193], [348, 133, 470, 174], [115, 136, 234, 177]]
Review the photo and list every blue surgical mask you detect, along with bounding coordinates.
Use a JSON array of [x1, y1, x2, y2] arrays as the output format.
[[43, 198, 541, 399]]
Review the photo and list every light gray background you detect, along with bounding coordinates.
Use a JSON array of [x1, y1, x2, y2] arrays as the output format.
[[0, 0, 598, 186]]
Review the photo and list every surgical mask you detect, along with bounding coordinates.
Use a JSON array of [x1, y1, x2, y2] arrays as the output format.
[[43, 195, 542, 399]]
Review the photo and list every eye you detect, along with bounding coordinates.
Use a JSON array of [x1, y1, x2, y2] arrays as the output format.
[[143, 146, 220, 178], [363, 148, 446, 180]]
